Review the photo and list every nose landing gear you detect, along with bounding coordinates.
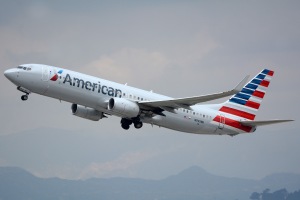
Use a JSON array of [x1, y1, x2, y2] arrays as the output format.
[[21, 95, 28, 101], [17, 86, 31, 101]]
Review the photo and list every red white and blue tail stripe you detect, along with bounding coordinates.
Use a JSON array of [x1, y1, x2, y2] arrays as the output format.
[[227, 69, 273, 117], [213, 69, 274, 133]]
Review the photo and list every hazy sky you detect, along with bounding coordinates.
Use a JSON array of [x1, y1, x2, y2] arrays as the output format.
[[1, 0, 299, 180]]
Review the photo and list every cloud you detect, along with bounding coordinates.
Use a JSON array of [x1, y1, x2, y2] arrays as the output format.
[[168, 33, 219, 67], [79, 150, 157, 179], [0, 158, 9, 166], [84, 48, 170, 87], [0, 27, 48, 65], [32, 164, 81, 180], [82, 33, 219, 90]]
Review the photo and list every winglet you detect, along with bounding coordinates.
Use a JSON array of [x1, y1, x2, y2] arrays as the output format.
[[233, 75, 249, 93]]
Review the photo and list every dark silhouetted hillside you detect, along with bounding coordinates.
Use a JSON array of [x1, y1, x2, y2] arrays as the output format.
[[0, 166, 300, 200]]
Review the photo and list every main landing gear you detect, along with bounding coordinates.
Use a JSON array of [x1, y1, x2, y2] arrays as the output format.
[[17, 86, 30, 101], [121, 117, 143, 130]]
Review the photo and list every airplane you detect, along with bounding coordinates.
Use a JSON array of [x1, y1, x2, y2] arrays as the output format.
[[4, 64, 293, 136]]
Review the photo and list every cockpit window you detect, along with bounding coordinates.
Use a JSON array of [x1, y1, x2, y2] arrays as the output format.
[[16, 66, 31, 71]]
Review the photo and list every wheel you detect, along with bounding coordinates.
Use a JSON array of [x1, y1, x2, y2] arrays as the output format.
[[134, 121, 143, 129], [21, 95, 28, 101], [121, 118, 132, 125], [121, 123, 130, 130]]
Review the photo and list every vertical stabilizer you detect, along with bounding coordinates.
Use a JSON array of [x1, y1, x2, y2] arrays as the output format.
[[220, 69, 274, 121], [212, 69, 275, 134]]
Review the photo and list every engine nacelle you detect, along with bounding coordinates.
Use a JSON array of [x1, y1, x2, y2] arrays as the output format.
[[71, 104, 104, 121], [108, 98, 140, 118]]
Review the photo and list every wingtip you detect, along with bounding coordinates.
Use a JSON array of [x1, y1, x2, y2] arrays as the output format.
[[234, 75, 250, 92]]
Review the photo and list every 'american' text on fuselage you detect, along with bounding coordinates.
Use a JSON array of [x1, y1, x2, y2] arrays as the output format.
[[63, 73, 122, 97]]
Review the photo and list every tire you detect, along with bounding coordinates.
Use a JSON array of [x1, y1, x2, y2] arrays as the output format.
[[21, 95, 28, 101], [121, 118, 132, 125], [134, 122, 143, 129], [121, 123, 130, 130]]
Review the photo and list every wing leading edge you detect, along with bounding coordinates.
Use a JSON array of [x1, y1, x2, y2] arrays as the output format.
[[139, 75, 250, 111]]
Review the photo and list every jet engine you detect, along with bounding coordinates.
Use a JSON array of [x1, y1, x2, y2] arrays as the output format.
[[108, 98, 140, 118], [71, 104, 104, 121]]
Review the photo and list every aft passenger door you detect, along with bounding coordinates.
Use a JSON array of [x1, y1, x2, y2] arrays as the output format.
[[218, 114, 225, 129]]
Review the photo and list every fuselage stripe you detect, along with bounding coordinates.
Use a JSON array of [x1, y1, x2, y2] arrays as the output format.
[[219, 106, 256, 120], [251, 78, 262, 85], [213, 116, 253, 132], [268, 70, 274, 76], [229, 98, 246, 105], [260, 80, 270, 87], [245, 83, 258, 90], [253, 90, 265, 98], [234, 93, 251, 100], [256, 74, 266, 79], [245, 100, 260, 109], [241, 88, 254, 95]]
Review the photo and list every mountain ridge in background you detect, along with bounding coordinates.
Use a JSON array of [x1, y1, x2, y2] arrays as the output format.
[[1, 166, 300, 200]]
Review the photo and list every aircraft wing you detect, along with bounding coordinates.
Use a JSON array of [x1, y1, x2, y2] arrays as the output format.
[[240, 119, 294, 126], [139, 75, 249, 111]]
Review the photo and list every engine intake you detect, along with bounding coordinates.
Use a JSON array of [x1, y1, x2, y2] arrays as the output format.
[[108, 98, 140, 118], [71, 104, 104, 121]]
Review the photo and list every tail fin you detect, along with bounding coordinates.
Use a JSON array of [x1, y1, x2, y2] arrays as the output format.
[[220, 69, 274, 120]]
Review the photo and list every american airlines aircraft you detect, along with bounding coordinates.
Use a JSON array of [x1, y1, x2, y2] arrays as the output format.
[[4, 64, 293, 136]]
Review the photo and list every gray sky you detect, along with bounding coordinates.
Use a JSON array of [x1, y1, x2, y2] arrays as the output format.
[[0, 0, 299, 180]]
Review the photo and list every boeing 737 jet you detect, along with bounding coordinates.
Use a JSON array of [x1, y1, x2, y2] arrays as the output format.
[[4, 64, 293, 136]]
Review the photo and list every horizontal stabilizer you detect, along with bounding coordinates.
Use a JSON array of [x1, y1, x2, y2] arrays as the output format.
[[240, 119, 294, 126]]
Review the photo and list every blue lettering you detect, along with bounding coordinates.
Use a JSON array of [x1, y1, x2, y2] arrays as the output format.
[[108, 87, 114, 96], [62, 74, 122, 97], [102, 86, 108, 94], [85, 81, 92, 91], [63, 74, 72, 85]]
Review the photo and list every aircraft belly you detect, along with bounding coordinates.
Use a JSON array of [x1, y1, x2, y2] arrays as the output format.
[[149, 113, 200, 133]]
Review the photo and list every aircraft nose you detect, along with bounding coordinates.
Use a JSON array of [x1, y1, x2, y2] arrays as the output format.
[[4, 68, 18, 81]]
